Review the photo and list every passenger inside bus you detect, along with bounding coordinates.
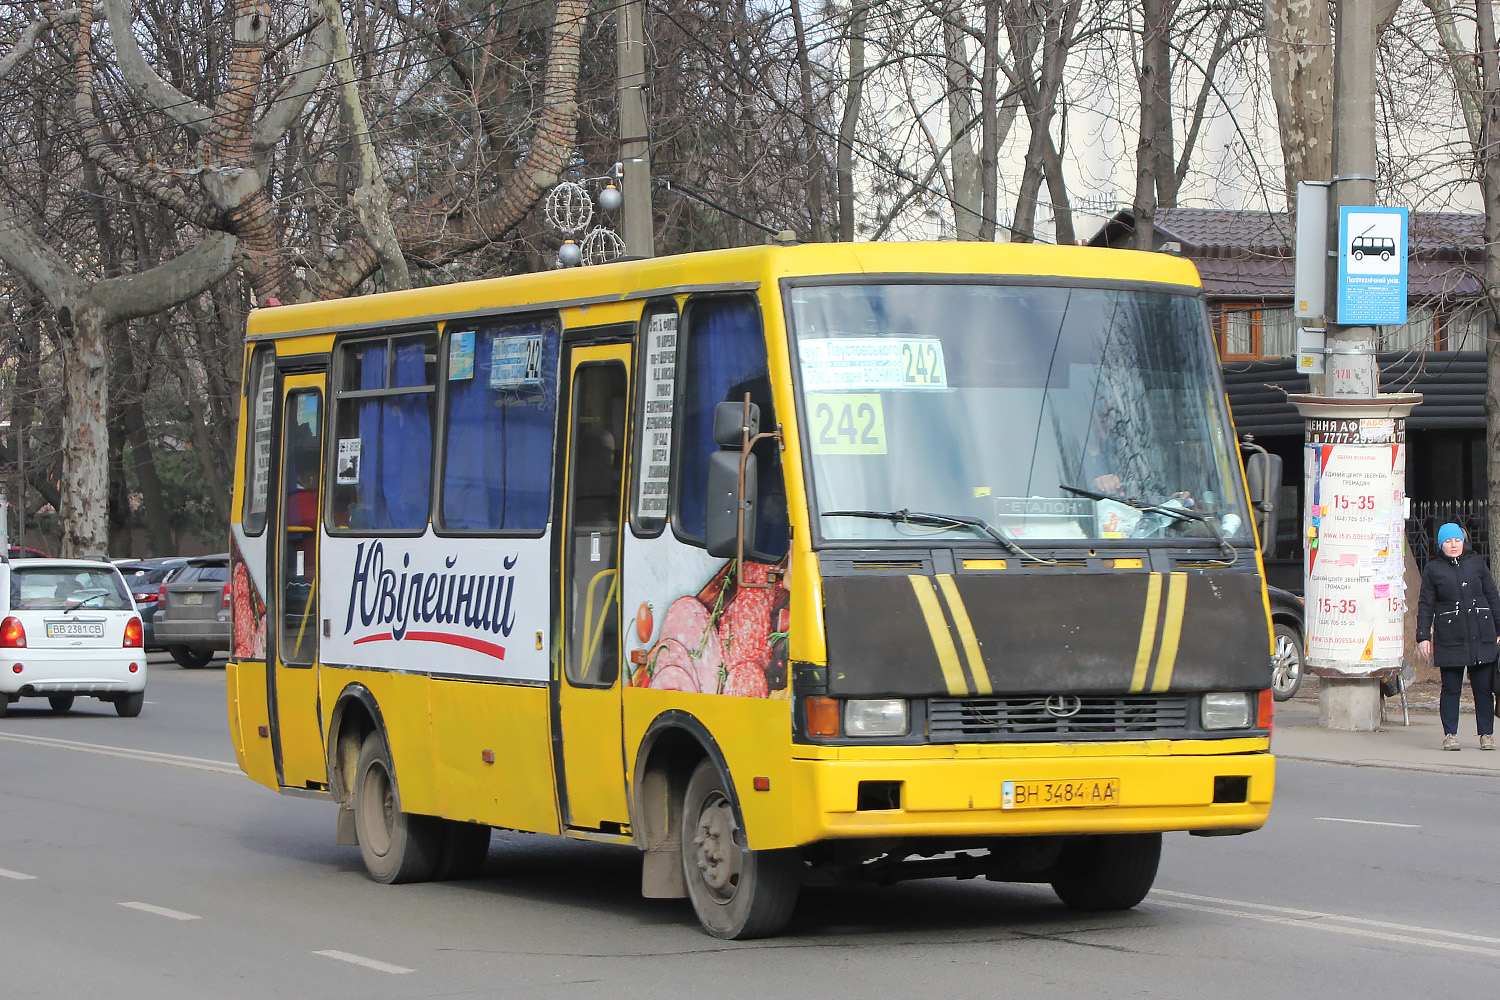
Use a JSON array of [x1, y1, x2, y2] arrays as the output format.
[[573, 423, 620, 525]]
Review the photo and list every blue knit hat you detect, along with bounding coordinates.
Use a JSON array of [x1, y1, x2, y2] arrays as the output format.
[[1438, 522, 1465, 545]]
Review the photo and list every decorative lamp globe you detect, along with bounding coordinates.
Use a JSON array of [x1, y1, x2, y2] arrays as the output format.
[[557, 240, 583, 267], [597, 183, 623, 213]]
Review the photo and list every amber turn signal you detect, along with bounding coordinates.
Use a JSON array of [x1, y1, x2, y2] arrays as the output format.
[[1257, 689, 1274, 731], [806, 696, 839, 737]]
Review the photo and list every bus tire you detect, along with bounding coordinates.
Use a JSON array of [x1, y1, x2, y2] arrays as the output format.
[[353, 731, 440, 884], [1049, 833, 1161, 911], [115, 692, 145, 718], [680, 758, 801, 939], [434, 820, 491, 880]]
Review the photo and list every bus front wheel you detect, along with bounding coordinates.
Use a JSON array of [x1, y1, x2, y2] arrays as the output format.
[[353, 732, 440, 884], [680, 758, 801, 939], [1049, 833, 1161, 911]]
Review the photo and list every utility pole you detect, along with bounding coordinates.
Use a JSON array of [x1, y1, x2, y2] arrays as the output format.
[[617, 0, 653, 258], [1289, 0, 1418, 730]]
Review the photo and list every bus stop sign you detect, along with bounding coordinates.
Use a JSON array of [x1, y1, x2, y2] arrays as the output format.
[[1337, 206, 1408, 326]]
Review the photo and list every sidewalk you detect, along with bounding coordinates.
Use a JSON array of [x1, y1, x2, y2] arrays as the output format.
[[1272, 675, 1500, 776]]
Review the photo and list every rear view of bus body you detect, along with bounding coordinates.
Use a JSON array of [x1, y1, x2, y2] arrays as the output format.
[[225, 242, 1275, 940]]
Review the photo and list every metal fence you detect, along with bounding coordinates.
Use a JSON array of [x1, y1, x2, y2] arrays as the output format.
[[1406, 499, 1489, 565]]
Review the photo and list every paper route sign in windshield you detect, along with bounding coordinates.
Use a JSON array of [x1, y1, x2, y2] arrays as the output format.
[[799, 337, 948, 392]]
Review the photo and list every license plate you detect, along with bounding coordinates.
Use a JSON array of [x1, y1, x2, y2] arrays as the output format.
[[1002, 778, 1120, 810], [182, 593, 203, 605], [46, 621, 104, 639]]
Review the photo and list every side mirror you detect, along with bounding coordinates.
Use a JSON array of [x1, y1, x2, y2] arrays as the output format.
[[706, 450, 757, 558], [1244, 450, 1282, 558], [713, 400, 760, 448]]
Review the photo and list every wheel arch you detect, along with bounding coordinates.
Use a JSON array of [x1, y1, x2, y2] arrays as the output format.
[[1270, 610, 1303, 643], [326, 683, 388, 806], [630, 710, 740, 899]]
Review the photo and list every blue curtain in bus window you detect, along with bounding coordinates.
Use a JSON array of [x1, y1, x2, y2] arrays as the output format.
[[352, 340, 432, 530], [442, 320, 560, 531], [679, 298, 789, 559]]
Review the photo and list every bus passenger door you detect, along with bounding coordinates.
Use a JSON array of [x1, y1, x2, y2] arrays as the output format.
[[557, 344, 630, 830], [270, 375, 326, 790]]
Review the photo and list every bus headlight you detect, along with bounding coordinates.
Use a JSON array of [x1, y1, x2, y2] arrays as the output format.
[[844, 699, 909, 737], [1202, 692, 1253, 730]]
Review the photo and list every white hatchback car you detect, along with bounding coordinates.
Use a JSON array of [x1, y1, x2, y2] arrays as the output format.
[[0, 558, 147, 717]]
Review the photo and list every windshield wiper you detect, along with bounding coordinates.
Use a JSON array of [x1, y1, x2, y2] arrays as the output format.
[[1058, 484, 1236, 564], [821, 508, 1055, 564], [64, 593, 108, 612]]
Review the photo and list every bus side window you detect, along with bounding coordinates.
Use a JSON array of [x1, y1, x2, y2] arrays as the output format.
[[330, 333, 437, 532], [440, 318, 561, 533], [675, 296, 789, 561]]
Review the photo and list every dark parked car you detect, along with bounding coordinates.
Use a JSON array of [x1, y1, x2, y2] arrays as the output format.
[[1268, 585, 1305, 702], [152, 553, 230, 668], [115, 557, 191, 650]]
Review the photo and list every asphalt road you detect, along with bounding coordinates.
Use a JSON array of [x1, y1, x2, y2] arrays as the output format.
[[2, 656, 1498, 999]]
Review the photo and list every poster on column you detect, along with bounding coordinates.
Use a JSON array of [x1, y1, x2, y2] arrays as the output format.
[[1303, 417, 1407, 672]]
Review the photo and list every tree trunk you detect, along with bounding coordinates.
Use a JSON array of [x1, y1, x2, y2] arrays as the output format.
[[1265, 0, 1334, 203], [979, 1, 1000, 241], [789, 0, 826, 242], [324, 0, 411, 289], [838, 2, 868, 242], [1134, 0, 1173, 249], [59, 311, 111, 556]]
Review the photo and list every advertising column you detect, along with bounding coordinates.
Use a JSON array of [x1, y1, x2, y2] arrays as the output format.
[[1290, 397, 1421, 724]]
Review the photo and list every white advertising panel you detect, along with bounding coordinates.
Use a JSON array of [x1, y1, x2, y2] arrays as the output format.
[[1303, 416, 1407, 672], [637, 312, 677, 519], [320, 533, 552, 682]]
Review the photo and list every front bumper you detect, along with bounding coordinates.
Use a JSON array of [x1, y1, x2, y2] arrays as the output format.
[[0, 647, 147, 696], [775, 741, 1274, 846]]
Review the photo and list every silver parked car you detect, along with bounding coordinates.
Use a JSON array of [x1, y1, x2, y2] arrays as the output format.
[[152, 553, 230, 668]]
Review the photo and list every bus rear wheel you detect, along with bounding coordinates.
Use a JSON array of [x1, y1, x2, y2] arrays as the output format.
[[1049, 833, 1161, 911], [353, 731, 440, 884], [680, 758, 801, 939]]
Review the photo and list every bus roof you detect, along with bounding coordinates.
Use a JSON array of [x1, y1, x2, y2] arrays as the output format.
[[245, 241, 1203, 340]]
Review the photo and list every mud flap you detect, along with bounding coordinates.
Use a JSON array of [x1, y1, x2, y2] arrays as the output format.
[[336, 805, 358, 846], [642, 844, 687, 898]]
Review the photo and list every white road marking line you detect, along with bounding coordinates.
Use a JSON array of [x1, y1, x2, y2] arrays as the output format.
[[119, 901, 201, 921], [1153, 890, 1500, 954], [0, 867, 36, 880], [0, 732, 238, 775], [313, 950, 415, 974], [1316, 816, 1421, 829]]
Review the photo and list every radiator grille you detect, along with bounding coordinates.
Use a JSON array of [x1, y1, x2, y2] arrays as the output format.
[[929, 695, 1194, 742]]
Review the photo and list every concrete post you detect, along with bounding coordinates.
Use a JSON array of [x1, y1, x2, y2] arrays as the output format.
[[617, 0, 653, 258], [1292, 0, 1415, 730]]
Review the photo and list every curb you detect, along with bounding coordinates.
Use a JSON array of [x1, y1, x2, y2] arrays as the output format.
[[1276, 752, 1500, 778]]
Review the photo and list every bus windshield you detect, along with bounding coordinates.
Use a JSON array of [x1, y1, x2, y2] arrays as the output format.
[[787, 281, 1250, 545]]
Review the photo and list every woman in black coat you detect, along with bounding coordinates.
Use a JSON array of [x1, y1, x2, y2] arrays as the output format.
[[1416, 522, 1500, 750]]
